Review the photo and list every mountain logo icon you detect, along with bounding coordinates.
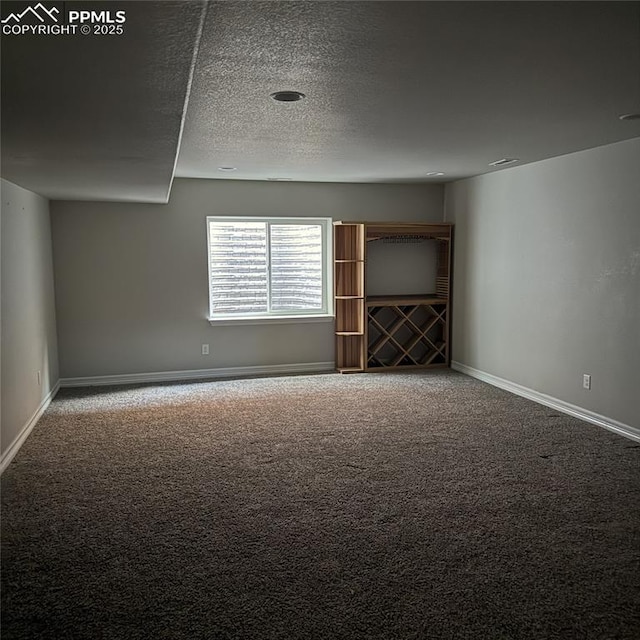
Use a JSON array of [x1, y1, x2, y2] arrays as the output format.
[[1, 3, 60, 24]]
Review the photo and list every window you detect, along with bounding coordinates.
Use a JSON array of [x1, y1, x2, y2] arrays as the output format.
[[207, 217, 333, 323]]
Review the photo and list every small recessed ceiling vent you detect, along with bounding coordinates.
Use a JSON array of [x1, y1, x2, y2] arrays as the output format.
[[619, 113, 640, 121], [218, 166, 237, 172], [271, 91, 305, 102], [489, 158, 519, 167]]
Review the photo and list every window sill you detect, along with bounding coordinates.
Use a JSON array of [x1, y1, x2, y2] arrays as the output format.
[[208, 314, 335, 327]]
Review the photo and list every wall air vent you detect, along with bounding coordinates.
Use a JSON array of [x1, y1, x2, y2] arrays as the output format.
[[489, 158, 519, 167]]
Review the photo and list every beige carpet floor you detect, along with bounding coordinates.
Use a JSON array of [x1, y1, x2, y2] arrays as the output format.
[[2, 369, 639, 639]]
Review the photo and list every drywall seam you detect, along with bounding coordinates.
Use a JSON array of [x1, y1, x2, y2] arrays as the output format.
[[60, 361, 336, 388], [451, 361, 640, 443], [0, 381, 61, 475]]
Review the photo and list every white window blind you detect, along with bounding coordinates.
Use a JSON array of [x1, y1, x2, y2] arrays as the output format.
[[207, 217, 331, 320]]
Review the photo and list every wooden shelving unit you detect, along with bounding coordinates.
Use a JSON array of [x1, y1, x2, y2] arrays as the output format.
[[334, 222, 453, 373], [333, 223, 366, 372]]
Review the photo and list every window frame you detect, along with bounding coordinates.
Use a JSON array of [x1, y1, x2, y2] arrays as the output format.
[[206, 216, 334, 325]]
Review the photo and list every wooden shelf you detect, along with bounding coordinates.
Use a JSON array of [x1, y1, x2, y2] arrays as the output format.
[[365, 222, 452, 241], [333, 222, 453, 373], [366, 294, 447, 306], [333, 223, 365, 261], [336, 334, 365, 371], [335, 298, 364, 334], [335, 260, 364, 298]]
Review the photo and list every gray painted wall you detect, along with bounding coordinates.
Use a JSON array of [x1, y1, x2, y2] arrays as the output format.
[[51, 178, 443, 378], [1, 179, 59, 459], [445, 138, 640, 428]]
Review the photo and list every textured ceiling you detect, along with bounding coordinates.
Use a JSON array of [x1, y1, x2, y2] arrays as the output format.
[[177, 0, 640, 183], [1, 1, 206, 202], [2, 1, 640, 202]]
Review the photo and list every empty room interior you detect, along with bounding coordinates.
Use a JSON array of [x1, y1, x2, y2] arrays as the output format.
[[1, 1, 640, 638]]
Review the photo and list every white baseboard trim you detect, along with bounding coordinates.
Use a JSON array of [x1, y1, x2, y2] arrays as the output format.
[[59, 361, 337, 388], [1, 380, 61, 475], [451, 361, 640, 443]]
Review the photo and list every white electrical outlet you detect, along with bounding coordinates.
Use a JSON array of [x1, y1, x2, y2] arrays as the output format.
[[201, 344, 210, 355], [37, 370, 41, 386], [583, 374, 591, 390]]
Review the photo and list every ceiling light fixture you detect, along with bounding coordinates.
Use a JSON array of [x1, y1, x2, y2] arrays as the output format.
[[426, 172, 445, 177], [217, 166, 237, 172], [489, 158, 519, 167], [271, 91, 305, 102], [619, 113, 640, 121]]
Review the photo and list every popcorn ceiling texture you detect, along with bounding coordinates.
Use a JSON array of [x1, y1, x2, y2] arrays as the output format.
[[1, 1, 206, 202], [2, 370, 639, 639], [176, 1, 640, 184], [3, 2, 639, 199]]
